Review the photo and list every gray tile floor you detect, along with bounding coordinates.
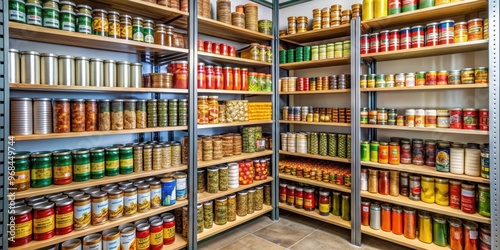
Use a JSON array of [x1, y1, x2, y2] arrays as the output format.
[[199, 211, 412, 250]]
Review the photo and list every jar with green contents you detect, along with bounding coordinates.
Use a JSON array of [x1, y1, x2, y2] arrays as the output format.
[[132, 17, 144, 42], [60, 10, 76, 32], [254, 186, 264, 210], [331, 191, 341, 216], [326, 43, 335, 58], [203, 201, 213, 229], [432, 214, 448, 247], [347, 135, 352, 159], [361, 141, 370, 161], [12, 151, 31, 191], [197, 169, 206, 193], [178, 99, 187, 126], [370, 141, 380, 162], [26, 3, 42, 26], [247, 189, 255, 214], [72, 148, 90, 182], [30, 151, 52, 188], [119, 146, 133, 175], [77, 13, 92, 34], [387, 109, 397, 125], [343, 40, 351, 57], [43, 6, 60, 29], [309, 132, 319, 155], [147, 99, 158, 127], [92, 9, 108, 36], [237, 191, 248, 216], [10, 0, 26, 23], [341, 194, 351, 221], [478, 184, 490, 217], [143, 19, 155, 44], [207, 167, 219, 193], [328, 133, 338, 157], [227, 194, 237, 221], [168, 99, 178, 126], [219, 165, 229, 191], [338, 134, 347, 158], [89, 147, 105, 179], [52, 150, 72, 185], [311, 45, 319, 60], [303, 46, 311, 61], [158, 100, 168, 127], [319, 133, 328, 156], [214, 197, 227, 225], [334, 42, 343, 58], [105, 147, 119, 176], [196, 203, 204, 233]]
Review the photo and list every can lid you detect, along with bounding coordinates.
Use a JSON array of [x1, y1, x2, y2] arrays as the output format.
[[40, 53, 58, 57], [56, 198, 74, 207], [21, 51, 40, 55], [52, 149, 72, 156], [33, 201, 55, 210]]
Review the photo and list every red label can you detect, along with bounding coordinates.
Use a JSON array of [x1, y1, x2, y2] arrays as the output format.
[[439, 20, 455, 45], [361, 201, 370, 226], [212, 42, 220, 54], [449, 181, 461, 209], [380, 30, 390, 52], [298, 78, 305, 91], [219, 43, 228, 56], [450, 108, 463, 129], [162, 215, 176, 245], [361, 34, 370, 54], [461, 184, 476, 214], [411, 25, 425, 48], [370, 33, 380, 54], [437, 70, 449, 85], [389, 29, 400, 51], [198, 39, 204, 51], [426, 71, 437, 85], [203, 41, 212, 53], [303, 77, 310, 90], [400, 27, 411, 49], [463, 108, 478, 130], [479, 109, 489, 130], [426, 22, 439, 47], [229, 46, 236, 57]]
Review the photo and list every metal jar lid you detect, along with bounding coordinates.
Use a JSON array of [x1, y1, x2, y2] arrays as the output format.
[[33, 201, 55, 211]]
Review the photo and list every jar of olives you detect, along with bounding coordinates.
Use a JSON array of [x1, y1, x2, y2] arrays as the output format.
[[237, 191, 248, 217], [247, 188, 255, 214], [227, 193, 237, 221], [203, 201, 213, 229], [207, 167, 219, 193], [92, 9, 108, 36], [158, 100, 168, 127], [147, 99, 158, 127], [197, 169, 206, 193], [73, 148, 90, 182], [168, 99, 178, 126], [254, 186, 264, 210], [30, 151, 52, 188], [219, 165, 229, 191], [215, 197, 227, 225], [178, 99, 188, 126]]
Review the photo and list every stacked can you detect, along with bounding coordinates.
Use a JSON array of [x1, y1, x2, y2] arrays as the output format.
[[287, 49, 295, 63], [11, 98, 33, 135], [295, 47, 304, 62], [33, 98, 53, 134], [279, 50, 287, 64]]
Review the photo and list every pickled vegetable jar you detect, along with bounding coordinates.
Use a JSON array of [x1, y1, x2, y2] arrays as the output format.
[[31, 151, 52, 188], [92, 9, 108, 36], [52, 150, 72, 185]]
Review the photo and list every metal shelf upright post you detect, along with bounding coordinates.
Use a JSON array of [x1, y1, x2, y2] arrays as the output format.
[[271, 0, 281, 221], [2, 0, 10, 248]]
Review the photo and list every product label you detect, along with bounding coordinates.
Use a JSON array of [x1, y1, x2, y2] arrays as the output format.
[[176, 177, 187, 197], [124, 195, 137, 215], [120, 158, 133, 167], [54, 165, 72, 179], [109, 197, 124, 219], [61, 13, 75, 32], [106, 161, 119, 172], [74, 164, 90, 175], [144, 34, 154, 44], [34, 215, 55, 234], [151, 188, 161, 207], [319, 203, 330, 213], [31, 167, 52, 180], [362, 207, 369, 212], [137, 236, 150, 250], [14, 170, 30, 184], [91, 162, 105, 174], [91, 200, 108, 224], [27, 5, 42, 26], [163, 227, 175, 240], [103, 238, 120, 250], [295, 197, 303, 206], [132, 26, 144, 42], [150, 231, 163, 246], [15, 220, 32, 239], [138, 192, 150, 211], [10, 9, 26, 22], [86, 243, 101, 250], [120, 230, 136, 250], [56, 212, 73, 229], [43, 9, 60, 28], [74, 203, 91, 229], [470, 230, 478, 239], [304, 199, 313, 207]]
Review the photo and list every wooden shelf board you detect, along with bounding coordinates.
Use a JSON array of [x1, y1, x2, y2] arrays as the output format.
[[15, 165, 188, 199], [163, 235, 188, 250], [361, 40, 488, 62], [360, 124, 488, 135], [197, 205, 273, 241], [198, 178, 273, 204], [361, 225, 448, 250], [280, 120, 351, 127], [12, 126, 188, 141], [361, 161, 490, 184], [280, 89, 351, 95], [198, 150, 273, 168], [172, 16, 273, 43], [9, 83, 189, 93], [198, 89, 273, 95], [278, 203, 351, 229], [13, 200, 189, 250], [10, 23, 188, 55], [280, 57, 350, 70], [279, 174, 351, 193], [361, 191, 490, 224], [198, 121, 273, 129], [198, 52, 272, 67], [279, 150, 351, 163], [361, 0, 488, 30], [361, 84, 489, 92], [280, 24, 351, 45]]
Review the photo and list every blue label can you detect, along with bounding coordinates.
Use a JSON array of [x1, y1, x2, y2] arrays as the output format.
[[161, 178, 176, 206]]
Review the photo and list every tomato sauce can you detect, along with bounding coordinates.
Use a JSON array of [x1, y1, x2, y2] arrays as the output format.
[[102, 228, 120, 250], [426, 22, 439, 47], [150, 219, 163, 250], [380, 30, 390, 52], [449, 180, 461, 209], [454, 22, 468, 43], [411, 25, 425, 48], [399, 27, 411, 49], [402, 0, 417, 12], [463, 108, 478, 130], [439, 20, 455, 45], [212, 42, 220, 54], [360, 34, 370, 54], [450, 108, 463, 129], [461, 183, 476, 214], [197, 39, 204, 51], [229, 46, 236, 57], [33, 202, 55, 241], [437, 70, 449, 85], [369, 33, 380, 54], [136, 223, 150, 250], [203, 41, 212, 53], [426, 71, 437, 85], [163, 214, 176, 245], [468, 18, 483, 41], [479, 109, 489, 130], [10, 206, 33, 247], [55, 198, 74, 235], [388, 0, 402, 15], [389, 29, 400, 51], [219, 43, 228, 56]]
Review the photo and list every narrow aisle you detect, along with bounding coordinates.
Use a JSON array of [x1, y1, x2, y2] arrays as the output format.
[[199, 211, 411, 250]]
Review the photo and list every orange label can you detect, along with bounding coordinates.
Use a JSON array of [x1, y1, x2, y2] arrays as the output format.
[[468, 18, 483, 41], [454, 22, 468, 43]]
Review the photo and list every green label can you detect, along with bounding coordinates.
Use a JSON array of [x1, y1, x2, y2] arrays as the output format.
[[43, 7, 60, 29], [132, 25, 144, 42], [402, 2, 417, 12], [119, 146, 133, 175], [90, 147, 105, 179], [52, 150, 73, 185], [478, 184, 490, 217], [334, 42, 343, 58], [30, 151, 53, 188], [9, 0, 26, 23], [13, 151, 31, 191], [60, 10, 75, 32], [418, 0, 435, 9], [326, 43, 334, 59], [77, 13, 92, 34], [343, 40, 351, 57], [26, 3, 42, 26], [105, 147, 119, 176], [144, 27, 154, 44], [370, 141, 379, 162], [73, 149, 90, 182]]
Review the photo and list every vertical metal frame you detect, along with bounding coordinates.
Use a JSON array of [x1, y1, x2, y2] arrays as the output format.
[[350, 17, 362, 247], [2, 0, 10, 247], [271, 0, 280, 220], [187, 0, 199, 248], [489, 0, 499, 248]]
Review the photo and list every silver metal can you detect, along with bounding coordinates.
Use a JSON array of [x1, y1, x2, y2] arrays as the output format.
[[117, 61, 131, 88], [10, 97, 33, 135], [21, 51, 40, 84], [90, 58, 104, 87], [9, 49, 20, 84], [58, 55, 75, 86], [103, 60, 116, 87], [40, 53, 58, 85], [130, 63, 142, 88], [33, 98, 52, 134], [75, 57, 90, 86]]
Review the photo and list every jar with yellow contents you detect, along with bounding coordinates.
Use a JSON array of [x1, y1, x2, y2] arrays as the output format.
[[91, 9, 108, 36], [421, 176, 435, 204], [107, 11, 120, 38], [120, 15, 132, 40], [435, 178, 449, 206], [197, 96, 209, 124]]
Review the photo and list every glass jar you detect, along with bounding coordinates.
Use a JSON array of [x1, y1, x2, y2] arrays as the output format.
[[70, 99, 86, 132], [158, 100, 168, 127], [409, 175, 421, 201], [98, 99, 110, 131], [52, 150, 72, 185], [154, 24, 174, 46], [54, 99, 71, 133], [147, 99, 158, 128], [73, 148, 90, 182], [132, 17, 144, 42], [197, 96, 209, 124], [136, 100, 147, 129], [222, 67, 233, 90], [143, 145, 153, 171], [124, 99, 136, 129], [400, 172, 409, 196], [215, 197, 227, 225], [31, 151, 53, 188], [89, 147, 105, 179], [119, 146, 133, 174], [368, 169, 379, 193], [12, 152, 30, 191], [120, 15, 132, 40], [436, 142, 451, 172], [33, 202, 56, 240], [111, 99, 124, 130], [143, 19, 155, 44], [173, 61, 188, 89], [378, 170, 390, 195], [105, 147, 119, 176], [412, 139, 425, 165], [208, 96, 219, 124], [178, 99, 188, 126], [389, 170, 399, 196], [92, 9, 108, 36], [421, 176, 435, 203], [236, 191, 248, 217], [107, 11, 120, 38]]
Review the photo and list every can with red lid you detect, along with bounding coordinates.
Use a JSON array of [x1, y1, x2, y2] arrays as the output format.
[[463, 108, 478, 130], [361, 34, 370, 54], [411, 25, 425, 48], [400, 27, 411, 50], [298, 78, 306, 91], [380, 30, 390, 52], [450, 108, 463, 129], [439, 20, 455, 45], [198, 63, 206, 89], [229, 46, 236, 57], [426, 22, 439, 47], [370, 33, 380, 54], [203, 41, 212, 53], [479, 109, 489, 130], [219, 43, 228, 56], [389, 29, 400, 51], [212, 42, 220, 54]]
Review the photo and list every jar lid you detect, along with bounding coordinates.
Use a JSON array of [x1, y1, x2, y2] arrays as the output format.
[[31, 151, 52, 157], [448, 218, 463, 227], [125, 186, 138, 192], [73, 148, 90, 154], [403, 207, 416, 214], [61, 239, 81, 249], [319, 191, 329, 196], [137, 183, 150, 190], [73, 194, 91, 201], [21, 51, 40, 55], [92, 9, 107, 14], [56, 198, 74, 207], [91, 191, 108, 198], [40, 53, 58, 57], [464, 221, 479, 230], [14, 151, 31, 159], [105, 146, 119, 151], [14, 206, 33, 216], [107, 189, 123, 195], [33, 201, 55, 210]]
